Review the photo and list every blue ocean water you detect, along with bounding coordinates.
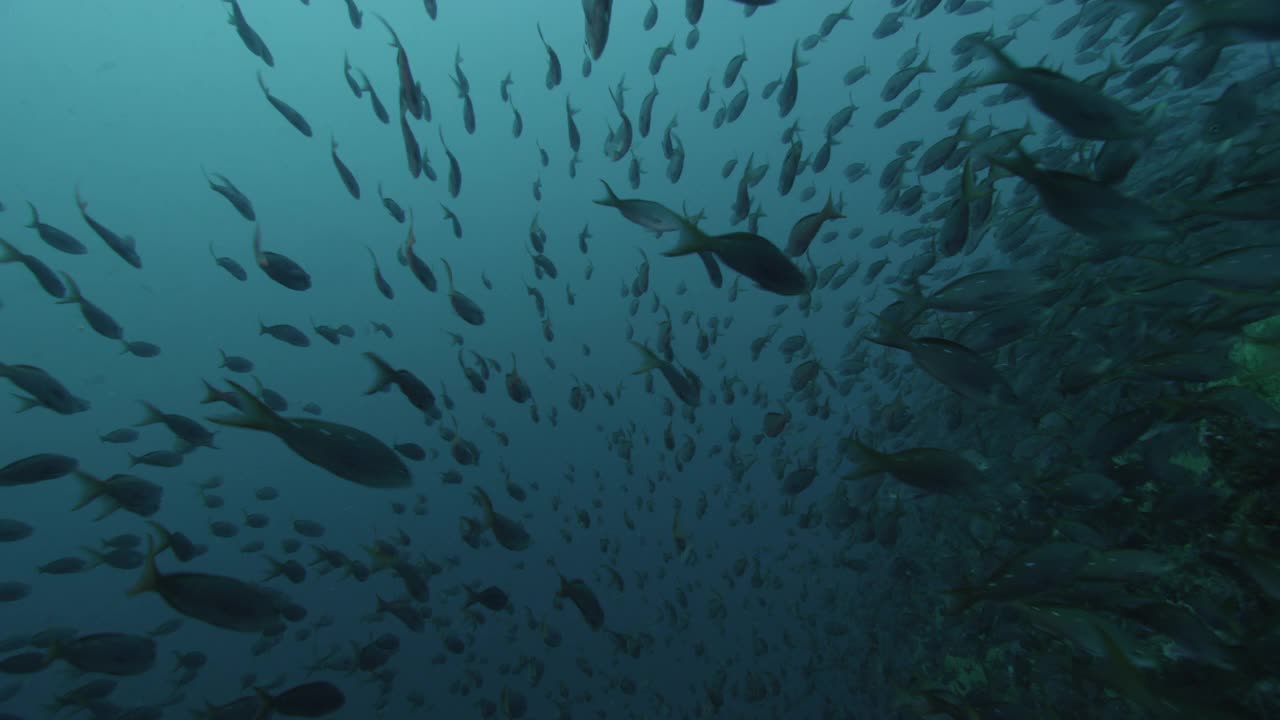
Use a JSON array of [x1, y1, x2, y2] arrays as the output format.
[[2, 0, 1278, 718]]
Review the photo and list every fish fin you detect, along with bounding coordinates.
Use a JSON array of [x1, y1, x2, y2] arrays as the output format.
[[593, 179, 621, 207], [12, 394, 39, 413], [630, 342, 663, 375], [207, 380, 285, 432], [362, 352, 397, 395], [146, 521, 174, 554], [126, 535, 162, 597], [71, 471, 106, 512], [135, 400, 165, 427], [55, 273, 81, 305]]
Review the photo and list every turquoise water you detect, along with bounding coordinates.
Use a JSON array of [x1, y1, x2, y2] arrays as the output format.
[[1, 1, 1277, 718]]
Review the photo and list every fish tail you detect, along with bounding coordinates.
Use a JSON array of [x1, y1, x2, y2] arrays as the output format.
[[135, 400, 165, 427], [199, 379, 224, 405], [207, 380, 284, 432], [0, 236, 17, 263], [146, 521, 174, 553], [71, 471, 106, 512], [969, 41, 1018, 88], [838, 437, 885, 479], [80, 546, 106, 570], [362, 352, 397, 395], [25, 201, 38, 228], [54, 273, 81, 305], [630, 342, 663, 375], [822, 192, 844, 220], [661, 221, 716, 258], [593, 179, 621, 207]]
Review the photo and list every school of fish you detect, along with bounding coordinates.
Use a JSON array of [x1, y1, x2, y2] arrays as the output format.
[[2, 0, 1280, 718]]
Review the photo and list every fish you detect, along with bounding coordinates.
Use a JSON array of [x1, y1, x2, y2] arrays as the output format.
[[377, 183, 405, 223], [252, 225, 311, 291], [129, 536, 286, 632], [664, 221, 809, 297], [582, 0, 612, 60], [329, 136, 360, 199], [255, 71, 312, 137], [969, 41, 1147, 140], [632, 342, 701, 407], [25, 202, 86, 255], [536, 22, 562, 89], [255, 682, 346, 718], [439, 127, 462, 198], [0, 236, 65, 297], [202, 168, 256, 221], [342, 52, 363, 98], [865, 325, 1025, 412], [649, 37, 676, 76], [786, 193, 845, 257], [440, 259, 485, 326], [364, 352, 437, 416], [777, 41, 806, 117], [57, 273, 123, 340], [366, 247, 394, 300], [402, 211, 438, 292], [566, 95, 581, 151], [74, 188, 141, 268], [594, 180, 682, 235], [209, 381, 410, 488], [0, 453, 79, 487], [224, 0, 273, 66], [471, 487, 531, 550], [556, 571, 605, 630]]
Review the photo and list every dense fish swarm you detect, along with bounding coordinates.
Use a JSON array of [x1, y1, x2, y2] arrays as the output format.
[[2, 0, 1280, 717]]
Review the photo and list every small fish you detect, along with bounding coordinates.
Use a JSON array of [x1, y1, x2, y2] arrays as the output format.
[[259, 321, 310, 347], [402, 211, 438, 292], [330, 136, 360, 199], [209, 242, 247, 281], [665, 222, 809, 296], [536, 23, 562, 89], [440, 259, 485, 326], [649, 37, 676, 75], [25, 202, 86, 254], [377, 183, 405, 223], [209, 381, 410, 488], [785, 193, 845, 257], [439, 127, 462, 198], [202, 169, 256, 221], [256, 71, 312, 137], [252, 225, 311, 291], [225, 0, 274, 66], [342, 52, 363, 98], [0, 236, 65, 297], [74, 188, 141, 268], [57, 274, 123, 340], [777, 41, 806, 117], [367, 247, 394, 300], [128, 536, 284, 632]]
